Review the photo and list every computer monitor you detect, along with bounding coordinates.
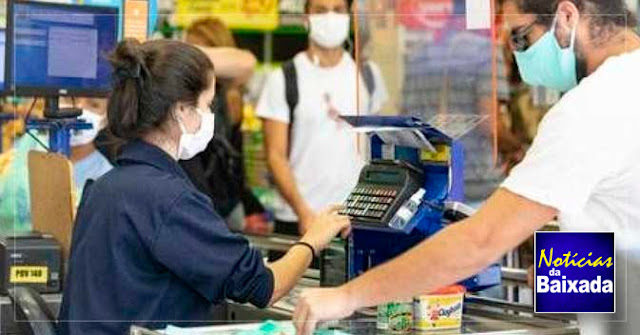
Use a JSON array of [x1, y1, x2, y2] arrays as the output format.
[[5, 0, 118, 100], [0, 29, 6, 93]]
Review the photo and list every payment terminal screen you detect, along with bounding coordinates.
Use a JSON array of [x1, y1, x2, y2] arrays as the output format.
[[10, 2, 118, 93]]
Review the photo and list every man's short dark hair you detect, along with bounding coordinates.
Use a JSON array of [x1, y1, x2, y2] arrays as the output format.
[[519, 0, 637, 29], [514, 0, 638, 44], [304, 0, 352, 13]]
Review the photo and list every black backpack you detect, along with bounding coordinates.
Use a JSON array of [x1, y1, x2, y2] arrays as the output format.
[[281, 59, 376, 152]]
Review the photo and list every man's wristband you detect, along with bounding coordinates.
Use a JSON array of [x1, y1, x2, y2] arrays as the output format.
[[293, 241, 316, 257]]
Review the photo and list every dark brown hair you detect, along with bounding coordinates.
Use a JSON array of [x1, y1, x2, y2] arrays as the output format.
[[519, 0, 637, 31], [107, 39, 214, 140], [304, 0, 352, 13]]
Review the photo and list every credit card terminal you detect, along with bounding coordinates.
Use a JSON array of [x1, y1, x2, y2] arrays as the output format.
[[340, 160, 424, 228]]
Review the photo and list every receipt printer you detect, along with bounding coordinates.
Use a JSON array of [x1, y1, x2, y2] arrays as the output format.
[[0, 232, 62, 294], [340, 116, 501, 292]]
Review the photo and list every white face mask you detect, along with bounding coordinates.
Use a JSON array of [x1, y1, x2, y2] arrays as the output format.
[[70, 109, 105, 147], [308, 12, 350, 49], [176, 107, 215, 160]]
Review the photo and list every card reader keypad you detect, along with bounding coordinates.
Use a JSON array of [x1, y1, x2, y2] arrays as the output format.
[[339, 160, 424, 227], [340, 186, 398, 219]]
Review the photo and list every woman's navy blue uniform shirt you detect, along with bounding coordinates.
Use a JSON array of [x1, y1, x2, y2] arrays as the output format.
[[58, 140, 274, 335]]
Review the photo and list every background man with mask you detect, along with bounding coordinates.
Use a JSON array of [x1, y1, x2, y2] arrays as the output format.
[[69, 98, 113, 195], [257, 0, 388, 240], [0, 98, 112, 233], [293, 1, 640, 334]]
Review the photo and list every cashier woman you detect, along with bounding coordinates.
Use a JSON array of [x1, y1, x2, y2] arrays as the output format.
[[58, 39, 350, 335], [294, 0, 640, 334]]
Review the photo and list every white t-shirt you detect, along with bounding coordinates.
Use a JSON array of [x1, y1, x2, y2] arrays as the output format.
[[504, 49, 640, 335], [503, 48, 640, 250], [257, 52, 388, 221]]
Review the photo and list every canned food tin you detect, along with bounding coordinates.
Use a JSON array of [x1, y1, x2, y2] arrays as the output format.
[[413, 285, 465, 330], [377, 300, 413, 332]]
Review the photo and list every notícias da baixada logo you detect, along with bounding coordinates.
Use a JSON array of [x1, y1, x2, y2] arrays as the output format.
[[534, 232, 615, 313], [537, 248, 614, 294]]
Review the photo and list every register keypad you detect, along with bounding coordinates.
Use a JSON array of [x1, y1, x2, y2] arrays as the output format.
[[339, 186, 398, 220]]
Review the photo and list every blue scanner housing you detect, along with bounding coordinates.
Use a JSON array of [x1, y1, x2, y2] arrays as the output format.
[[341, 116, 500, 292]]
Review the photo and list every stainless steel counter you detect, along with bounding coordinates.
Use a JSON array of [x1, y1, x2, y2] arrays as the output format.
[[132, 300, 578, 335], [222, 295, 579, 335], [4, 232, 577, 335], [237, 233, 579, 335]]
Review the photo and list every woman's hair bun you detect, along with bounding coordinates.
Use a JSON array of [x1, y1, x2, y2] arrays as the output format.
[[107, 38, 215, 141], [110, 38, 146, 82]]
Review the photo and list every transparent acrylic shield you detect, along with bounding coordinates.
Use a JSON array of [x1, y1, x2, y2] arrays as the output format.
[[353, 0, 505, 201]]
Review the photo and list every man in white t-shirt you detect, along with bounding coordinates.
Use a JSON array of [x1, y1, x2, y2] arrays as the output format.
[[293, 1, 640, 334], [257, 0, 387, 237]]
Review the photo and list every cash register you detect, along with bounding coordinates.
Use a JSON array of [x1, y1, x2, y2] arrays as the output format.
[[339, 116, 500, 291], [341, 160, 423, 225], [0, 232, 62, 294]]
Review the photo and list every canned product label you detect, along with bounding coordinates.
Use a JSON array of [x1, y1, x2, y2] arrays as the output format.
[[377, 301, 413, 332], [413, 294, 463, 330]]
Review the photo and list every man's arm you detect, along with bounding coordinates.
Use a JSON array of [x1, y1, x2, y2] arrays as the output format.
[[294, 188, 557, 334], [262, 119, 315, 233], [196, 46, 257, 85]]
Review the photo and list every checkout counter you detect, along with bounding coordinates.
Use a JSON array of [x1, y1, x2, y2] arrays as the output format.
[[1, 118, 578, 334], [127, 117, 578, 334], [227, 234, 579, 335], [0, 232, 578, 335], [122, 235, 578, 335], [1, 117, 577, 335]]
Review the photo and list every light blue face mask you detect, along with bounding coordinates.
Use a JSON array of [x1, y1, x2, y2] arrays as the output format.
[[514, 16, 579, 92]]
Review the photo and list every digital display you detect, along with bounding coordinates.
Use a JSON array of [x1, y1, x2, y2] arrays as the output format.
[[9, 2, 118, 94], [366, 170, 402, 185]]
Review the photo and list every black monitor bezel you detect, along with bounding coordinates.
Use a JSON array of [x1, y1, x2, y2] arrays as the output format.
[[5, 0, 119, 98]]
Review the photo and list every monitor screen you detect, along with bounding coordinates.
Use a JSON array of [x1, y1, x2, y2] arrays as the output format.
[[0, 30, 5, 92], [7, 1, 118, 96]]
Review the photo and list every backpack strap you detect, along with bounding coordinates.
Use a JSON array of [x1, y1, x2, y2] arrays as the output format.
[[361, 61, 376, 97], [281, 60, 298, 157], [361, 61, 376, 113]]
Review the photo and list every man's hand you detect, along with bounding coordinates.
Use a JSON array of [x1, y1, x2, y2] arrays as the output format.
[[293, 287, 356, 335], [295, 189, 556, 335]]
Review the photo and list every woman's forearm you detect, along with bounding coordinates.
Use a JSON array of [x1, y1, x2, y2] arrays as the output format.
[[267, 245, 313, 305]]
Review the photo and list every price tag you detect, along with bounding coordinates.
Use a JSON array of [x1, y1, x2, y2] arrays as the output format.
[[10, 266, 49, 284], [124, 0, 149, 42]]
